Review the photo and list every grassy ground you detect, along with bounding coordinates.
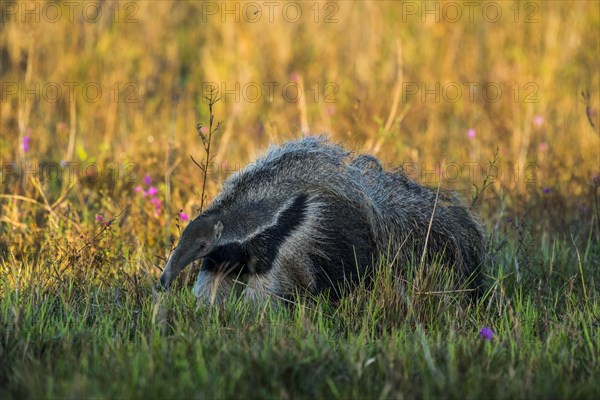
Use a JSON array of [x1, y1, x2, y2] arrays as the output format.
[[1, 233, 599, 398], [1, 0, 599, 398]]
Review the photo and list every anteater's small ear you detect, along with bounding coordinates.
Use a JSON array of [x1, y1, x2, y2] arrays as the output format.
[[214, 221, 224, 239]]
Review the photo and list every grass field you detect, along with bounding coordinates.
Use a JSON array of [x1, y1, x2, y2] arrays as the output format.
[[1, 0, 599, 398]]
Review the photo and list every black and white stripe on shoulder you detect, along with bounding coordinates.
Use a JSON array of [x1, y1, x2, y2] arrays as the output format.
[[201, 194, 309, 275], [246, 193, 309, 274]]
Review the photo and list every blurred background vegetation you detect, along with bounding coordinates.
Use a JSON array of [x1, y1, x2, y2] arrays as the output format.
[[0, 3, 599, 396], [0, 0, 598, 257]]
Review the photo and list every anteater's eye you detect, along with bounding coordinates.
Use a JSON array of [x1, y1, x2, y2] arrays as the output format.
[[198, 242, 206, 249]]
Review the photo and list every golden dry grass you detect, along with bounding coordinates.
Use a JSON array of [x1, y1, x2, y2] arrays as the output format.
[[1, 2, 599, 398]]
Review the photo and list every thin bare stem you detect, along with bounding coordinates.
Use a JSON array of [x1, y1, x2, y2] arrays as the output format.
[[470, 147, 500, 208], [195, 87, 223, 211], [419, 155, 446, 270]]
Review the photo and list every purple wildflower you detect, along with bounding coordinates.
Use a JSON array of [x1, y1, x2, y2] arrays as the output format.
[[543, 187, 550, 194], [143, 175, 152, 185], [96, 214, 103, 222], [134, 185, 143, 193], [179, 211, 189, 221], [505, 216, 512, 223], [533, 115, 544, 127], [467, 128, 476, 139], [22, 135, 31, 153], [150, 197, 161, 210], [480, 327, 494, 341], [148, 186, 158, 196]]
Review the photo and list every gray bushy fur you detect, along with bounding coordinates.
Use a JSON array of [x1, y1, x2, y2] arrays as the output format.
[[159, 136, 485, 304]]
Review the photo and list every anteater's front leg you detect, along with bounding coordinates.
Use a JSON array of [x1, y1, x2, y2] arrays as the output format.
[[193, 269, 240, 305]]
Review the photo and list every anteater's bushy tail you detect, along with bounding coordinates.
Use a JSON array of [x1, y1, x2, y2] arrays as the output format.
[[346, 142, 485, 292]]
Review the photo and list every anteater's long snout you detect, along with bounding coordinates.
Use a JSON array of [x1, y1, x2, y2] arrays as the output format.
[[158, 250, 180, 291]]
